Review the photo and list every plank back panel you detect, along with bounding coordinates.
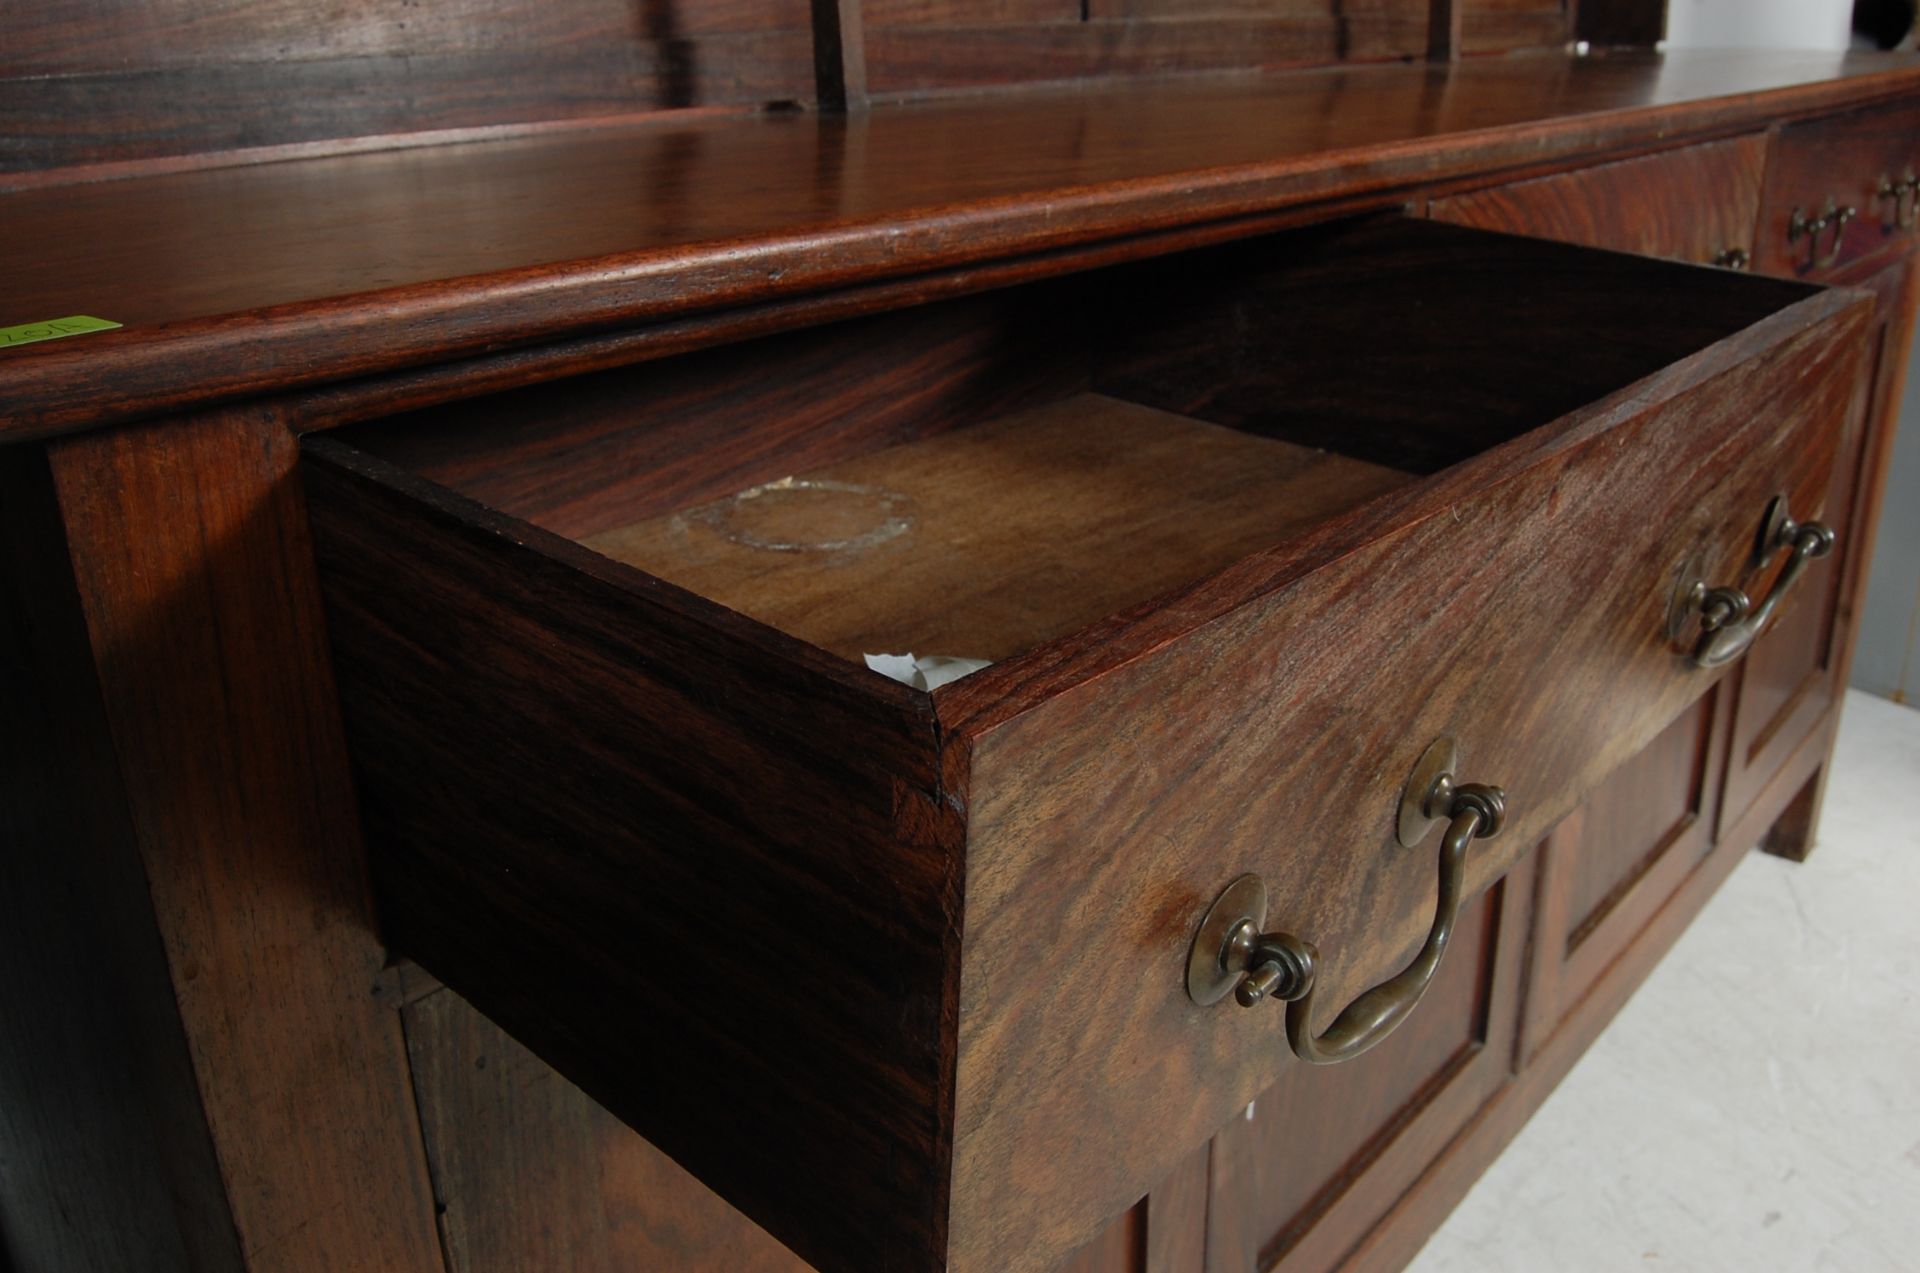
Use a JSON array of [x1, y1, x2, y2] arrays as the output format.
[[1460, 0, 1569, 53], [1, 0, 815, 175], [863, 5, 1432, 96]]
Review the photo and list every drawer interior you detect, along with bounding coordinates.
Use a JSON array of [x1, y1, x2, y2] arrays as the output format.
[[334, 217, 1814, 674]]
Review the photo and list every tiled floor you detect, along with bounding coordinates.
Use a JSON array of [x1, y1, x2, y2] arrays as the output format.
[[1408, 690, 1920, 1273]]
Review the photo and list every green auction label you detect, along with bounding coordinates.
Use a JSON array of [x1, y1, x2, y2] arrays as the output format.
[[0, 315, 123, 350]]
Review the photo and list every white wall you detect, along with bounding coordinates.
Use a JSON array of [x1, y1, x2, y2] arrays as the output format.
[[1664, 0, 1853, 50], [1853, 322, 1920, 706]]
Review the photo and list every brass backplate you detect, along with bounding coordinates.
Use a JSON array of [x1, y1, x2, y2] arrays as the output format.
[[1187, 874, 1267, 1006], [1396, 736, 1459, 848]]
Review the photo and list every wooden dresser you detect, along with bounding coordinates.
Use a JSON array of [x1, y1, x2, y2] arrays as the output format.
[[3, 3, 1917, 1271]]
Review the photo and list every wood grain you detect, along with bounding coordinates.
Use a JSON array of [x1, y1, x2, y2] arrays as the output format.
[[1520, 686, 1728, 1063], [939, 271, 1865, 1272], [1430, 133, 1769, 266], [333, 284, 1094, 541], [1734, 253, 1920, 856], [582, 394, 1413, 663], [403, 988, 811, 1273], [1459, 0, 1568, 54], [41, 407, 445, 1273], [5, 50, 1920, 440], [1208, 871, 1531, 1273], [1335, 711, 1840, 1273], [301, 437, 961, 1273], [1, 0, 814, 173], [864, 14, 1428, 95]]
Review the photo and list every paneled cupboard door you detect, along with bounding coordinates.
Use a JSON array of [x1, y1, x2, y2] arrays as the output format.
[[1721, 255, 1919, 851], [1200, 871, 1532, 1273]]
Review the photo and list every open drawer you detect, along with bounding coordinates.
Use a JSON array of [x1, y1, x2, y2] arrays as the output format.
[[301, 217, 1867, 1273]]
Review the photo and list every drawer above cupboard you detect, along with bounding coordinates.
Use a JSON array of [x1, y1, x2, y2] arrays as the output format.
[[300, 217, 1868, 1273]]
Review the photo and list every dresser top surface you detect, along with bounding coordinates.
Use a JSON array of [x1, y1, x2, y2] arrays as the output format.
[[3, 47, 1918, 438]]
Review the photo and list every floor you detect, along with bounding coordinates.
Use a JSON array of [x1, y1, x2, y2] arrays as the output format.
[[1408, 690, 1920, 1273]]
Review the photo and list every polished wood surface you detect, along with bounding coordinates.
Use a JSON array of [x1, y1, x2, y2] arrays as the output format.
[[1430, 133, 1768, 265], [5, 24, 1920, 1273], [4, 51, 1920, 439], [301, 436, 957, 1273], [38, 409, 445, 1273], [584, 394, 1412, 663]]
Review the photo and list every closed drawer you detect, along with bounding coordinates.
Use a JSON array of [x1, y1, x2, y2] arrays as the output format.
[[301, 217, 1867, 1273], [1758, 99, 1920, 278], [1430, 134, 1767, 268]]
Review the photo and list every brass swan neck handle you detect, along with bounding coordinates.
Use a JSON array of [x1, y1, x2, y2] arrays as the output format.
[[1188, 739, 1506, 1067]]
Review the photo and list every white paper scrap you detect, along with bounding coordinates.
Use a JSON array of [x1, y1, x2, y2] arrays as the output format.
[[863, 652, 992, 691]]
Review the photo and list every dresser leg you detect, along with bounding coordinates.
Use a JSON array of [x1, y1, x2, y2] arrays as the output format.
[[1758, 765, 1824, 863]]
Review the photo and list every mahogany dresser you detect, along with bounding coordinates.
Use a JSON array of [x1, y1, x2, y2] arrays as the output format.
[[3, 2, 1917, 1270]]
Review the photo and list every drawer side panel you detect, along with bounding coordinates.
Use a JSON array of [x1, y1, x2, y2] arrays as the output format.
[[302, 441, 960, 1273]]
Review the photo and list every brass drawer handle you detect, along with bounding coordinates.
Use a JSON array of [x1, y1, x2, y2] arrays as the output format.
[[1788, 199, 1857, 269], [1711, 246, 1751, 271], [1187, 739, 1506, 1066], [1686, 496, 1837, 670], [1877, 170, 1919, 230]]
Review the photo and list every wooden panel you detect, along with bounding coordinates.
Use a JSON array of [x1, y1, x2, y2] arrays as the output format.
[[0, 448, 240, 1273], [1430, 134, 1769, 267], [1145, 1144, 1212, 1273], [940, 262, 1863, 1271], [404, 989, 811, 1273], [1756, 98, 1920, 279], [1205, 886, 1521, 1272], [0, 0, 814, 173], [0, 37, 814, 175], [1058, 1205, 1146, 1273], [1564, 692, 1719, 936], [41, 408, 445, 1273], [1459, 0, 1568, 53], [1331, 716, 1837, 1273], [301, 438, 959, 1273], [3, 0, 810, 73], [1521, 686, 1727, 1060], [582, 394, 1413, 663], [1727, 253, 1920, 850], [865, 15, 1428, 94], [6, 51, 1920, 439]]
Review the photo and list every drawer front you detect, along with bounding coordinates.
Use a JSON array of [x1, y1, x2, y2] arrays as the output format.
[[1430, 135, 1767, 268], [1757, 100, 1920, 279], [944, 291, 1866, 1271]]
